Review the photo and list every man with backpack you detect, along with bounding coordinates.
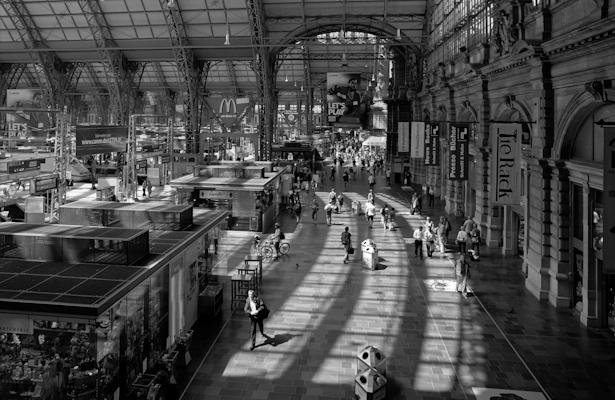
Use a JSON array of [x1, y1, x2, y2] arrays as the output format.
[[341, 226, 352, 264]]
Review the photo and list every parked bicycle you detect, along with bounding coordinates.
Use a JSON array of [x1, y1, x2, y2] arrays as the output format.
[[252, 235, 290, 259]]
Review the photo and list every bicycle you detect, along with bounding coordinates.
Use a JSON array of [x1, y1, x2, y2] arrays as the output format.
[[255, 238, 290, 260]]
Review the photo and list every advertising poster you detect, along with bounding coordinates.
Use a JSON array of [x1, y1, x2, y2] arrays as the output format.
[[5, 89, 47, 138], [448, 123, 469, 180], [326, 72, 370, 128], [206, 95, 252, 129], [410, 121, 425, 158], [75, 125, 129, 156], [424, 123, 440, 165], [398, 122, 410, 152], [492, 123, 521, 205], [604, 127, 615, 273]]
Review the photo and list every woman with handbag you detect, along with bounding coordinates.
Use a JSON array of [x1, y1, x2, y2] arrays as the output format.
[[244, 290, 269, 350], [455, 254, 471, 297]]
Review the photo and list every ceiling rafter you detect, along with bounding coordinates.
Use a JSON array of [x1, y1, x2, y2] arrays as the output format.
[[158, 0, 205, 154], [78, 0, 140, 124], [0, 0, 73, 107]]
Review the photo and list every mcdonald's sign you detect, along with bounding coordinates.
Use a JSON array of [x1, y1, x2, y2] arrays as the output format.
[[207, 96, 251, 129], [219, 98, 237, 117]]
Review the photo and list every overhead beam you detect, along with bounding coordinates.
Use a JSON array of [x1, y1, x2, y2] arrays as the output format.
[[0, 0, 74, 108], [78, 0, 140, 125], [225, 60, 240, 97], [158, 0, 205, 156]]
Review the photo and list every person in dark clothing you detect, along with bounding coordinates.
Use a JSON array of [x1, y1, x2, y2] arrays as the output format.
[[244, 290, 268, 350]]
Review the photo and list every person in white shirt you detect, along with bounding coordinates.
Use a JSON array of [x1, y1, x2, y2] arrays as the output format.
[[413, 226, 424, 259], [364, 200, 376, 228]]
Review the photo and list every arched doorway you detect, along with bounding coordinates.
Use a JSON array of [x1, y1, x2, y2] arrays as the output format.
[[560, 102, 613, 328]]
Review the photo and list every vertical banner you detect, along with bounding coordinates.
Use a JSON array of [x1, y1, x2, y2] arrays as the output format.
[[410, 121, 425, 158], [398, 122, 410, 152], [448, 123, 469, 180], [424, 123, 440, 165], [492, 123, 521, 205], [604, 127, 615, 273]]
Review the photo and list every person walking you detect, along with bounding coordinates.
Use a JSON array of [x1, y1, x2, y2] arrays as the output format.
[[341, 226, 352, 263], [368, 173, 375, 190], [424, 228, 435, 257], [328, 188, 337, 204], [293, 200, 302, 223], [364, 200, 376, 229], [437, 217, 447, 252], [325, 202, 334, 226], [469, 226, 481, 259], [336, 192, 344, 212], [273, 223, 283, 260], [311, 197, 319, 224], [456, 229, 468, 254], [343, 170, 349, 189], [146, 177, 153, 198], [244, 290, 268, 350], [455, 254, 471, 297], [380, 204, 390, 230], [413, 226, 424, 259], [385, 167, 391, 186]]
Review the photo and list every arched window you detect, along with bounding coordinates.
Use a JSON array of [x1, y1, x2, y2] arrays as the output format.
[[569, 104, 615, 163]]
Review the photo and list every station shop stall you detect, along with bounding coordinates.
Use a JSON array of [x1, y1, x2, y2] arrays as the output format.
[[170, 161, 284, 232], [0, 207, 228, 400]]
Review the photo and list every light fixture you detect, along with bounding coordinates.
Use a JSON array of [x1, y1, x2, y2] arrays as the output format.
[[167, 0, 176, 8], [294, 81, 297, 87], [285, 74, 288, 82], [300, 83, 304, 91], [224, 28, 231, 45], [396, 28, 401, 40]]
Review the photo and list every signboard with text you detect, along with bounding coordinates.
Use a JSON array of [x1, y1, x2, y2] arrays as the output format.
[[424, 123, 440, 166], [326, 72, 369, 128], [0, 314, 33, 335], [604, 127, 615, 273], [410, 121, 425, 158], [7, 158, 45, 174], [448, 123, 469, 180], [75, 125, 128, 156], [492, 123, 521, 205]]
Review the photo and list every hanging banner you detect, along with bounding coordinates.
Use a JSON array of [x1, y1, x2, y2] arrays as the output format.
[[206, 96, 252, 129], [448, 123, 469, 180], [5, 89, 48, 139], [410, 121, 424, 158], [326, 72, 369, 128], [398, 122, 410, 152], [75, 125, 128, 156], [424, 123, 440, 165], [604, 127, 615, 273], [492, 123, 521, 205]]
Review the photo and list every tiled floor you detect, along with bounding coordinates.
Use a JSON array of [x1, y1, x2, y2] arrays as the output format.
[[174, 168, 615, 400]]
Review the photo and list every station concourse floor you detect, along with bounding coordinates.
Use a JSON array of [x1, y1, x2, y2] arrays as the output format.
[[68, 174, 615, 400]]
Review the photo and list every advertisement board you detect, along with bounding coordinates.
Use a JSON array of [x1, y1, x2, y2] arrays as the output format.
[[398, 122, 410, 152], [75, 125, 128, 156], [424, 123, 440, 165], [448, 123, 469, 180], [206, 96, 252, 129], [5, 89, 48, 137], [7, 158, 46, 174], [326, 72, 370, 128], [492, 123, 521, 205], [410, 121, 425, 159]]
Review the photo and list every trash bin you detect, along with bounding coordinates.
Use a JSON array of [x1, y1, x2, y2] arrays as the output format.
[[356, 345, 387, 377], [354, 368, 387, 400], [361, 239, 378, 270]]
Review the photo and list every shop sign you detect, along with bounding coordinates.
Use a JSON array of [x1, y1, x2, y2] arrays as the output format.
[[33, 176, 58, 192], [0, 314, 33, 334], [492, 123, 521, 205], [136, 159, 147, 170], [604, 127, 615, 273], [410, 122, 425, 158], [448, 123, 469, 180], [424, 123, 440, 166], [160, 154, 170, 164], [7, 158, 45, 174], [397, 122, 410, 152], [199, 190, 232, 199]]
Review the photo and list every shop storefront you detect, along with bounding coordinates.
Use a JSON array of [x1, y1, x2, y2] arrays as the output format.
[[170, 163, 284, 232]]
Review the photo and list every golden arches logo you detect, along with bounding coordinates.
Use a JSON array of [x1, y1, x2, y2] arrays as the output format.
[[219, 98, 237, 115]]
